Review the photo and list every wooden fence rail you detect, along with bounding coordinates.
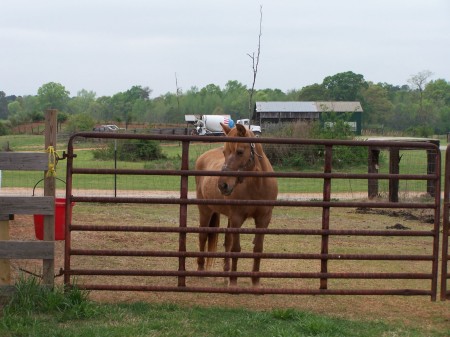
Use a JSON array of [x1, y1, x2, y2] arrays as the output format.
[[0, 110, 57, 300]]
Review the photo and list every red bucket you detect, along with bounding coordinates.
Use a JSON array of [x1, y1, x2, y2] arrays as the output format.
[[34, 198, 75, 241]]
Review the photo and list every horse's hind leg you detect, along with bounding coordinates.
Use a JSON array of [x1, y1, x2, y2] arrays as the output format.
[[197, 210, 220, 271], [197, 209, 212, 271]]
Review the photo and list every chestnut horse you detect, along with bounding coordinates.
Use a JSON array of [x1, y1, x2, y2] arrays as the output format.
[[195, 123, 278, 287]]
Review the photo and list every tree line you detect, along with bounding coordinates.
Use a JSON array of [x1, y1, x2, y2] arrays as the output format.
[[0, 70, 449, 136]]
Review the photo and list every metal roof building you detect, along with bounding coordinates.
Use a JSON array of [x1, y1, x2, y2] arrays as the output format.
[[254, 101, 363, 134]]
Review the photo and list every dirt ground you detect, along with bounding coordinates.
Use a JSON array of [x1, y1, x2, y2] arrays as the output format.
[[4, 202, 450, 334]]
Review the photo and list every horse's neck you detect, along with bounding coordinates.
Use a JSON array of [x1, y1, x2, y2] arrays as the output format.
[[255, 154, 273, 172]]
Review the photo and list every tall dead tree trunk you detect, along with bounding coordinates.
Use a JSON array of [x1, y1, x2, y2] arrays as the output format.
[[247, 5, 263, 120]]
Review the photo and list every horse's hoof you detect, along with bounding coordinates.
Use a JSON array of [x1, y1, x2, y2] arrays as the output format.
[[252, 280, 261, 288], [228, 279, 238, 287]]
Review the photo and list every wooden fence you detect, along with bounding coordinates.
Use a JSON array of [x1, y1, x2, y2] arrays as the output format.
[[0, 110, 57, 300]]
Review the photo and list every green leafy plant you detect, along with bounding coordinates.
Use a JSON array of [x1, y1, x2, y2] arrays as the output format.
[[2, 274, 96, 323], [93, 139, 167, 161], [264, 118, 370, 170]]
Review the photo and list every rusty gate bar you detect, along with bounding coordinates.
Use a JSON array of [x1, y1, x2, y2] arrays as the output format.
[[178, 140, 189, 287], [68, 249, 434, 261], [441, 145, 450, 300], [68, 225, 435, 236], [68, 196, 435, 209], [64, 132, 441, 300], [68, 270, 433, 280], [320, 145, 332, 290]]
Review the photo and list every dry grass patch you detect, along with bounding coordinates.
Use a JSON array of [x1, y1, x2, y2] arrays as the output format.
[[7, 203, 450, 334]]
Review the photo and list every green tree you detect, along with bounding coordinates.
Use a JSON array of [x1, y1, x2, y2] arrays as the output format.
[[254, 88, 287, 102], [424, 79, 450, 106], [7, 96, 40, 126], [95, 96, 113, 121], [360, 83, 393, 129], [65, 112, 95, 133], [296, 83, 328, 101], [110, 86, 152, 128], [57, 112, 69, 131], [131, 99, 152, 123], [423, 79, 450, 133], [0, 91, 8, 119], [407, 70, 433, 125], [0, 120, 10, 136], [67, 89, 97, 115], [322, 71, 368, 101], [7, 101, 26, 126], [37, 82, 70, 112], [22, 95, 41, 121], [222, 80, 248, 119], [198, 84, 222, 114], [181, 87, 202, 115], [7, 101, 22, 116]]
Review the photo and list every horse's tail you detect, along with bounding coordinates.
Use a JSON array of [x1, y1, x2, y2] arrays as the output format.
[[206, 212, 220, 270]]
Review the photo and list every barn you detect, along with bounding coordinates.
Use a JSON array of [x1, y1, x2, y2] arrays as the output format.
[[254, 101, 363, 135]]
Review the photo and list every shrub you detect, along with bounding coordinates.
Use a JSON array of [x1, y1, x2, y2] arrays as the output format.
[[264, 118, 368, 170], [0, 120, 11, 136], [93, 139, 167, 162], [66, 113, 95, 133], [405, 125, 434, 138], [2, 274, 96, 322]]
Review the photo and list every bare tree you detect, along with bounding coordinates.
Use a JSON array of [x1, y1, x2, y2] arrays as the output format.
[[247, 5, 263, 120], [408, 70, 433, 117], [175, 72, 181, 115]]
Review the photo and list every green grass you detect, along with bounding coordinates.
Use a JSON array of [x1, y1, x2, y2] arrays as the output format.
[[1, 275, 442, 337], [1, 134, 46, 151], [0, 135, 442, 195]]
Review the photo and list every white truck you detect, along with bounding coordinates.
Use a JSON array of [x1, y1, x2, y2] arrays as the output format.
[[186, 115, 261, 136], [236, 118, 262, 136]]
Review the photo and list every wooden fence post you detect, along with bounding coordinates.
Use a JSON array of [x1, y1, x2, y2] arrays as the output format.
[[368, 148, 379, 199], [0, 215, 10, 286], [389, 148, 400, 202], [43, 109, 57, 286]]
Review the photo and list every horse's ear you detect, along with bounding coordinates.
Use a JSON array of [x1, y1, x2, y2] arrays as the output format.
[[221, 122, 231, 135], [236, 123, 247, 137]]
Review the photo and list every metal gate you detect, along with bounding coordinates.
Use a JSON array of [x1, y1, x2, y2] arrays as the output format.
[[441, 145, 450, 301], [63, 133, 441, 301]]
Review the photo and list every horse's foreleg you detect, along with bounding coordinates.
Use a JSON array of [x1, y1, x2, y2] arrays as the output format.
[[229, 232, 241, 287], [252, 233, 265, 287], [223, 220, 232, 272], [223, 220, 232, 285]]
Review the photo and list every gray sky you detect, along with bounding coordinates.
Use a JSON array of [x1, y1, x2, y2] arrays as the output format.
[[1, 0, 449, 98]]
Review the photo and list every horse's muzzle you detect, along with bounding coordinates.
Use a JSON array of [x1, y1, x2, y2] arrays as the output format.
[[218, 182, 233, 196]]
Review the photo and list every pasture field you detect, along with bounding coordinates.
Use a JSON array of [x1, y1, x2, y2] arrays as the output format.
[[5, 203, 450, 336], [0, 134, 443, 197], [1, 134, 449, 336], [1, 277, 445, 337], [1, 281, 442, 337]]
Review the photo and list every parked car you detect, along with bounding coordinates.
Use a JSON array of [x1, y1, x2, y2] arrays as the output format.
[[92, 124, 124, 132]]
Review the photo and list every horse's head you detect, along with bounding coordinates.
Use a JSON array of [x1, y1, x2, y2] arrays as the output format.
[[218, 123, 260, 196]]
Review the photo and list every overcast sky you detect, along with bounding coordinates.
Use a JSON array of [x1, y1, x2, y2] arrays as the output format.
[[1, 0, 449, 98]]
